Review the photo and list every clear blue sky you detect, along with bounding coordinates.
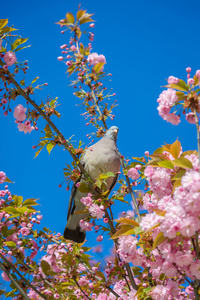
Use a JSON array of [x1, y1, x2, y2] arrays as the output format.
[[0, 0, 199, 257]]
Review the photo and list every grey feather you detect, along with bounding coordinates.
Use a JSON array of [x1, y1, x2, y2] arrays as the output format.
[[64, 126, 121, 243]]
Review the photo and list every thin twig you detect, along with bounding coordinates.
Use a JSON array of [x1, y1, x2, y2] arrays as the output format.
[[17, 258, 54, 289], [121, 158, 141, 222], [73, 276, 92, 300], [0, 254, 47, 299], [0, 261, 30, 300], [88, 82, 108, 130], [44, 236, 121, 298], [4, 68, 138, 294], [4, 69, 87, 177]]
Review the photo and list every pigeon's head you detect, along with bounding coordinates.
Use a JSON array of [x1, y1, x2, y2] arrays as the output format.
[[104, 126, 119, 141]]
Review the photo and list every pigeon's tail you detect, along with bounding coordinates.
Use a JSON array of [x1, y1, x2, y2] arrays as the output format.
[[64, 225, 85, 243]]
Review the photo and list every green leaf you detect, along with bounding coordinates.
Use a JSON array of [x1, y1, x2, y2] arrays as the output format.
[[116, 218, 139, 226], [0, 19, 8, 29], [158, 160, 174, 169], [77, 10, 86, 20], [170, 139, 181, 159], [153, 147, 163, 154], [79, 14, 94, 25], [44, 124, 52, 135], [172, 170, 186, 180], [47, 270, 59, 276], [0, 27, 17, 34], [15, 45, 31, 52], [66, 13, 75, 24], [41, 260, 51, 277], [78, 182, 91, 193], [153, 232, 167, 249], [16, 207, 27, 214], [13, 195, 23, 206], [95, 270, 105, 281], [94, 62, 105, 73], [164, 79, 189, 92], [2, 206, 19, 214], [31, 76, 39, 84], [46, 142, 54, 154], [172, 157, 193, 169], [176, 91, 187, 101], [114, 195, 129, 204], [34, 146, 44, 158], [11, 37, 29, 51], [4, 241, 16, 248], [153, 209, 166, 217], [20, 79, 25, 86], [5, 176, 13, 183], [111, 226, 132, 239], [22, 198, 39, 206]]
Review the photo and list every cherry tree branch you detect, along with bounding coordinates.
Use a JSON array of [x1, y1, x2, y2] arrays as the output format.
[[0, 254, 47, 299], [4, 68, 139, 293], [0, 261, 30, 300], [73, 276, 92, 300], [88, 82, 108, 130]]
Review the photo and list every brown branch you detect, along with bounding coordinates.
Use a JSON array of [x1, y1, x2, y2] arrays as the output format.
[[88, 82, 108, 130], [0, 254, 47, 300], [44, 236, 121, 298], [5, 68, 138, 293], [4, 69, 87, 177], [0, 261, 30, 300], [73, 276, 92, 300]]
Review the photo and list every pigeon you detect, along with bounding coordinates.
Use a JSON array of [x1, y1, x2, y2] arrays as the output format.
[[64, 126, 121, 243]]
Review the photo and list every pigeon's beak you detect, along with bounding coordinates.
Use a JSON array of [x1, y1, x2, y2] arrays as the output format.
[[113, 129, 118, 133]]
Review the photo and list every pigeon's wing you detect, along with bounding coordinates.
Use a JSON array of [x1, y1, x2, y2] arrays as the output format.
[[67, 178, 80, 220], [108, 173, 119, 194]]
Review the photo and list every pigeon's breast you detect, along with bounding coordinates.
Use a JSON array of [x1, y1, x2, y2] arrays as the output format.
[[83, 140, 120, 187]]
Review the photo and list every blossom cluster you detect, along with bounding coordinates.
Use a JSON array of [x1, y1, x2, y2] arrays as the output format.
[[157, 67, 200, 126], [14, 104, 34, 134]]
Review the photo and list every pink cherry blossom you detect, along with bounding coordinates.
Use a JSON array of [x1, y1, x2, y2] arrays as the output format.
[[88, 203, 104, 219], [14, 104, 27, 121], [80, 193, 93, 206], [187, 78, 194, 85], [195, 69, 200, 78], [70, 45, 76, 51], [165, 113, 180, 125], [167, 76, 179, 84], [186, 112, 196, 124], [87, 52, 106, 71], [97, 292, 111, 300], [96, 235, 103, 242], [1, 271, 10, 282], [79, 220, 93, 231], [157, 89, 180, 124], [186, 67, 192, 73], [127, 167, 140, 180], [1, 98, 7, 104], [190, 260, 200, 279], [17, 121, 34, 134], [0, 172, 6, 184], [117, 235, 137, 263], [4, 51, 17, 66], [140, 212, 164, 231], [0, 39, 2, 51]]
